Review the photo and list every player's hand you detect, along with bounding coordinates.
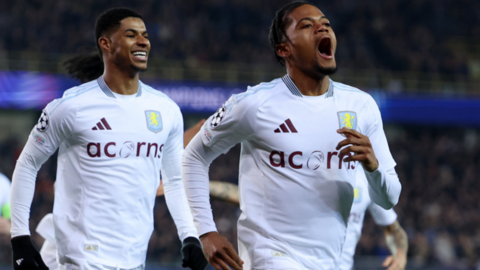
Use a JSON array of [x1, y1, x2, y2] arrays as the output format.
[[181, 237, 208, 270], [200, 231, 243, 270], [382, 249, 407, 270], [184, 119, 206, 148], [11, 235, 49, 270], [336, 127, 379, 172]]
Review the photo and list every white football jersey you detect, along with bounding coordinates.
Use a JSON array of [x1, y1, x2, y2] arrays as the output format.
[[37, 214, 59, 270], [339, 167, 397, 270], [11, 77, 197, 268], [0, 173, 11, 218], [185, 75, 399, 270]]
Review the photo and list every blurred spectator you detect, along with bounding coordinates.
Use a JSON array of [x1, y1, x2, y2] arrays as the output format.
[[0, 0, 478, 77]]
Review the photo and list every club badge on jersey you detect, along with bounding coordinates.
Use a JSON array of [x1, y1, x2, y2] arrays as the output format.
[[353, 187, 362, 203], [145, 110, 162, 133], [337, 111, 357, 131]]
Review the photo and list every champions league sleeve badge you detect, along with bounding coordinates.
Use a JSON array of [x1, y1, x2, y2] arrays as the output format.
[[210, 105, 226, 128], [36, 110, 49, 132]]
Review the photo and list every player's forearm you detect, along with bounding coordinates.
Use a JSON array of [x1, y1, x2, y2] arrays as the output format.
[[163, 173, 199, 241], [209, 181, 239, 205], [182, 135, 220, 236], [364, 164, 401, 209], [384, 220, 408, 255], [10, 160, 39, 237]]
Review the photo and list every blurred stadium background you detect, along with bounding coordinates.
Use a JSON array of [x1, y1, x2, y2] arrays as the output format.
[[0, 0, 480, 269]]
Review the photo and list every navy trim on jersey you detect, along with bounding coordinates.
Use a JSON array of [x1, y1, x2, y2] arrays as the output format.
[[282, 75, 303, 97], [97, 76, 142, 98], [282, 75, 335, 98]]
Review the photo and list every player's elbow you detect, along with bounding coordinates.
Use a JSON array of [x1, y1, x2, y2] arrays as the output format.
[[375, 186, 401, 210]]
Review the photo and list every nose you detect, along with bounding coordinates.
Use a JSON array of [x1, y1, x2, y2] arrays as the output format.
[[316, 23, 329, 34], [137, 36, 149, 47]]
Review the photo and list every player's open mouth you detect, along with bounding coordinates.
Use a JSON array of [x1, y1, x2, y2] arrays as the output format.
[[132, 51, 148, 61], [318, 37, 333, 59]]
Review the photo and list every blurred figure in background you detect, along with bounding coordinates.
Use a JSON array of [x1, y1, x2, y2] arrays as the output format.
[[340, 167, 408, 270], [0, 172, 11, 236]]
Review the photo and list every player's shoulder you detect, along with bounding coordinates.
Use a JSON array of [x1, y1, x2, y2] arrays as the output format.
[[227, 77, 284, 108], [331, 80, 375, 104], [140, 82, 179, 108], [46, 80, 99, 115]]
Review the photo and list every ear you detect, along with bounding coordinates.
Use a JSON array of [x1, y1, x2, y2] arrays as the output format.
[[98, 36, 111, 56], [276, 42, 291, 59]]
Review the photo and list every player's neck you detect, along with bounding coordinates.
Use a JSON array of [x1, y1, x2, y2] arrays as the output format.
[[103, 65, 140, 95], [287, 67, 330, 97]]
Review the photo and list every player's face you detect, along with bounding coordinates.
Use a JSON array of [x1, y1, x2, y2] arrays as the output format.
[[283, 5, 337, 76], [109, 17, 150, 72]]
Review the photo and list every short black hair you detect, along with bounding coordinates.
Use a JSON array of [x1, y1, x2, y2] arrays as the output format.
[[269, 1, 312, 66], [94, 8, 143, 59]]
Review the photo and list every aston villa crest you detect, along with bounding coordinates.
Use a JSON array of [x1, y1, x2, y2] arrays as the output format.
[[145, 110, 163, 133], [337, 111, 357, 130]]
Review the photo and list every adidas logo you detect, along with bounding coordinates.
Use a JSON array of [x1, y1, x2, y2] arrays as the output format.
[[274, 119, 297, 133], [92, 118, 112, 130], [16, 258, 23, 266]]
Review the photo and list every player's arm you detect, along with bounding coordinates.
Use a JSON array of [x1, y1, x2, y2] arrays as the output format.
[[0, 203, 11, 235], [368, 201, 407, 270], [381, 220, 408, 270], [337, 98, 401, 209], [10, 103, 75, 270], [154, 119, 206, 198], [209, 181, 239, 205], [161, 108, 207, 270], [183, 94, 257, 270]]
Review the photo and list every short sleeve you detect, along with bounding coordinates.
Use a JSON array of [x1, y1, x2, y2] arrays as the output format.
[[200, 91, 259, 153], [368, 202, 397, 226], [363, 97, 396, 170], [29, 99, 77, 155]]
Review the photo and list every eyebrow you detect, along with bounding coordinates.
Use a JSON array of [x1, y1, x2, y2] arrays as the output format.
[[124, 29, 148, 35], [297, 16, 328, 25]]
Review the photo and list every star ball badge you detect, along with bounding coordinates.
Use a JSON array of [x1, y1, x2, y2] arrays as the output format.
[[36, 110, 49, 132], [210, 105, 226, 128]]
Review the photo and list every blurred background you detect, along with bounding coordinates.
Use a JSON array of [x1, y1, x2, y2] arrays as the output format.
[[0, 0, 479, 269]]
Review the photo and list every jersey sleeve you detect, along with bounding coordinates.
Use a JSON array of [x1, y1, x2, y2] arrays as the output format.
[[361, 97, 402, 209], [161, 106, 198, 241], [10, 99, 77, 237], [183, 91, 259, 236], [367, 202, 397, 226], [200, 91, 258, 153]]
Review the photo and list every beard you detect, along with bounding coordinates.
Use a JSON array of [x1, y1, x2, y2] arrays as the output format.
[[310, 55, 337, 76], [313, 61, 337, 76], [131, 64, 147, 72], [315, 65, 337, 75]]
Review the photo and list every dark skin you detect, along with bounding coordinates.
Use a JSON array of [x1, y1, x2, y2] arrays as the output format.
[[98, 17, 150, 95], [336, 127, 379, 172], [276, 4, 337, 96]]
